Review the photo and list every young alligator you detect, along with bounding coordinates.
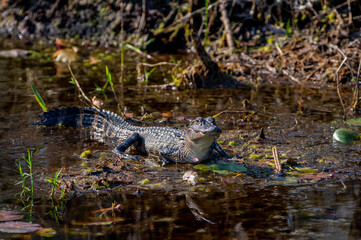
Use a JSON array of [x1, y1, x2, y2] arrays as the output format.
[[35, 107, 228, 164]]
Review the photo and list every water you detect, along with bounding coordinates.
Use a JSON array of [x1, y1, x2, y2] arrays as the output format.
[[1, 39, 361, 239]]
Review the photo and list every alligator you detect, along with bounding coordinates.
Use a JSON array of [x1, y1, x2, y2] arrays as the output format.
[[35, 107, 229, 164]]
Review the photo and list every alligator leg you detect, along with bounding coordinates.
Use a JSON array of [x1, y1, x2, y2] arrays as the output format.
[[114, 133, 142, 160], [159, 153, 170, 166], [212, 142, 229, 158]]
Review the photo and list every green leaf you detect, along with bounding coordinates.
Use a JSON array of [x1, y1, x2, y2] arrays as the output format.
[[80, 150, 92, 159], [31, 85, 47, 111], [212, 169, 230, 175], [193, 164, 212, 172], [333, 128, 361, 143], [141, 38, 155, 49], [210, 163, 247, 173], [346, 118, 361, 126], [105, 66, 114, 91], [124, 44, 141, 53]]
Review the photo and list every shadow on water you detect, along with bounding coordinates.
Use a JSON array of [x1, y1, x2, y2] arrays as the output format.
[[2, 39, 361, 239]]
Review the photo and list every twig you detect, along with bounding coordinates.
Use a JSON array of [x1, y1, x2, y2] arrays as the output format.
[[212, 110, 248, 118], [219, 0, 235, 50], [272, 147, 282, 174], [336, 56, 347, 119], [282, 69, 302, 85], [137, 0, 146, 37], [67, 64, 92, 107], [275, 42, 283, 56], [331, 44, 351, 118], [304, 60, 328, 82], [347, 0, 352, 24], [331, 44, 354, 79], [155, 1, 219, 36], [141, 62, 177, 67], [350, 60, 361, 111]]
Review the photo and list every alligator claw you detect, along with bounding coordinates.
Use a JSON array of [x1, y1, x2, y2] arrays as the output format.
[[113, 150, 141, 161]]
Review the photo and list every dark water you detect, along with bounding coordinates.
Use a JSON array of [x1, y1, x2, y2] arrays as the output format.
[[1, 39, 361, 239]]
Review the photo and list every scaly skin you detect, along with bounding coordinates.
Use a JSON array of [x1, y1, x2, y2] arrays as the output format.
[[35, 107, 228, 164]]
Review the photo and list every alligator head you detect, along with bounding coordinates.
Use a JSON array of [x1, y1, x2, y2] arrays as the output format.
[[185, 117, 222, 163]]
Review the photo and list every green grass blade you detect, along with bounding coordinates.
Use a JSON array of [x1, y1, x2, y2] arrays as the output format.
[[105, 66, 114, 91], [141, 38, 155, 49], [124, 43, 141, 53], [31, 85, 47, 111]]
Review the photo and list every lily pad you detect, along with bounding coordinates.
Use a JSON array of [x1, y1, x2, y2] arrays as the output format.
[[0, 210, 22, 222], [333, 128, 361, 143], [0, 221, 40, 233]]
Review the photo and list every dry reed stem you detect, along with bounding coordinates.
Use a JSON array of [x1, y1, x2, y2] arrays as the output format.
[[272, 147, 282, 174]]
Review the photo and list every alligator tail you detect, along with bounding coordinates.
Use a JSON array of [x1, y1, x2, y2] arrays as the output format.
[[34, 107, 110, 127]]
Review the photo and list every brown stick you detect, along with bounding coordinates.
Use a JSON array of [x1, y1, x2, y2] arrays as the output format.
[[272, 147, 282, 174], [219, 0, 235, 50], [67, 64, 92, 107], [347, 0, 352, 24]]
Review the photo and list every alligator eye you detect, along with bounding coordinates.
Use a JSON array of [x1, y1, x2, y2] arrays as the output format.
[[206, 117, 215, 123], [193, 117, 202, 125]]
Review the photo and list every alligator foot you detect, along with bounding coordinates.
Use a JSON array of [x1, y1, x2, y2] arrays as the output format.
[[113, 150, 141, 161], [212, 142, 230, 158], [114, 133, 142, 161]]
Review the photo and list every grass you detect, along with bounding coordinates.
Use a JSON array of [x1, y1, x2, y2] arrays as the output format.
[[31, 85, 47, 111], [44, 168, 65, 200], [15, 149, 35, 209]]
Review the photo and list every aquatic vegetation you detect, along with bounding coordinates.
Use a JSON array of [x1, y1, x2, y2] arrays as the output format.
[[44, 168, 65, 200], [333, 128, 361, 143], [15, 149, 35, 208], [30, 85, 47, 111], [194, 163, 247, 175], [80, 150, 92, 159]]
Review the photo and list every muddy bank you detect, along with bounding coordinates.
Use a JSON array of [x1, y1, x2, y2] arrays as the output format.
[[0, 0, 361, 89]]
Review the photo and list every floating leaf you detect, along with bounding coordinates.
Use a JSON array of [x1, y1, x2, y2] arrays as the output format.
[[294, 167, 318, 174], [36, 227, 56, 237], [0, 221, 40, 233], [0, 210, 22, 222], [210, 164, 247, 173], [211, 169, 230, 175], [138, 179, 150, 184], [80, 150, 92, 159], [250, 153, 263, 159], [333, 128, 361, 143], [346, 118, 361, 126], [71, 217, 124, 226], [193, 164, 211, 172], [269, 176, 298, 186]]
